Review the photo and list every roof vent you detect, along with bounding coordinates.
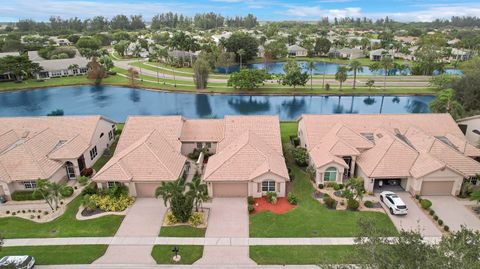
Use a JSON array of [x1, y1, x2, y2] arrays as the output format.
[[21, 131, 29, 138]]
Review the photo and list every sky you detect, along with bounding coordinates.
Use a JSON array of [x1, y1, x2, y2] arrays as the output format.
[[1, 0, 480, 22]]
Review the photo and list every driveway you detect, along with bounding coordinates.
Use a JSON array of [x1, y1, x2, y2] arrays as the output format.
[[94, 198, 167, 264], [379, 192, 442, 237], [424, 196, 480, 232], [195, 198, 255, 265]]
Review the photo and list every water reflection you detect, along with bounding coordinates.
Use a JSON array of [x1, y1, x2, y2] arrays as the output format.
[[0, 86, 434, 122]]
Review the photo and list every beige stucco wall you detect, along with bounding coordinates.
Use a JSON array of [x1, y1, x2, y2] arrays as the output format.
[[315, 162, 346, 186], [250, 172, 288, 198], [84, 119, 116, 169], [458, 117, 480, 147], [297, 119, 309, 148]]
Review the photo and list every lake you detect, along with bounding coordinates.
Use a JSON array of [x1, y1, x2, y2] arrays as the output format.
[[0, 86, 434, 122], [215, 61, 462, 76]]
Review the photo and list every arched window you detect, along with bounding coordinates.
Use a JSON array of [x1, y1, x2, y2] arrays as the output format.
[[65, 161, 76, 180], [324, 167, 337, 181]]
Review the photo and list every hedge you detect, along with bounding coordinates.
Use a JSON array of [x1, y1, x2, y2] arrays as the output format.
[[11, 191, 43, 201]]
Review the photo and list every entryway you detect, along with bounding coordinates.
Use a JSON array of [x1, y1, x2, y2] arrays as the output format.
[[374, 178, 406, 192]]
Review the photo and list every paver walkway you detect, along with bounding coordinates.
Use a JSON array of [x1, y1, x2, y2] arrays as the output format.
[[93, 198, 166, 265], [194, 198, 256, 265], [425, 196, 480, 232]]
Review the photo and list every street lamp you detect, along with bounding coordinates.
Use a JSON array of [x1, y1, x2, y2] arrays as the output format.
[[172, 245, 181, 262]]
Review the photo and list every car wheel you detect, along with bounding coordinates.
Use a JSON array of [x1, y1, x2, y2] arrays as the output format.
[[389, 208, 394, 215], [380, 196, 383, 202]]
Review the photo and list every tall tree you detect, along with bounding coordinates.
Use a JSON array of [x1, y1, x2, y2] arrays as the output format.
[[281, 60, 309, 89], [86, 57, 106, 85], [187, 176, 208, 212], [193, 57, 210, 90], [237, 49, 245, 68], [429, 89, 464, 119], [349, 60, 363, 90], [379, 55, 394, 90], [314, 37, 331, 56], [335, 66, 348, 91], [307, 60, 316, 90], [224, 32, 258, 63], [0, 55, 41, 82]]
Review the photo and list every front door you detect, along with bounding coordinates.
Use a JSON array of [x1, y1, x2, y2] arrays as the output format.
[[66, 162, 76, 180], [77, 155, 86, 173]]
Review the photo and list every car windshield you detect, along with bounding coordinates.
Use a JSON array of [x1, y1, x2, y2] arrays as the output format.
[[389, 194, 399, 199], [397, 205, 407, 209]]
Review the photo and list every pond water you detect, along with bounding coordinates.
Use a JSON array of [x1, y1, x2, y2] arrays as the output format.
[[215, 61, 462, 76], [0, 86, 434, 122]]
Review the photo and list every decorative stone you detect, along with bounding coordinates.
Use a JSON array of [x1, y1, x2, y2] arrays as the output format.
[[172, 255, 181, 262]]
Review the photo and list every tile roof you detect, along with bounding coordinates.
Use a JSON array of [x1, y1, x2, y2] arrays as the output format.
[[0, 116, 114, 182], [179, 119, 224, 142]]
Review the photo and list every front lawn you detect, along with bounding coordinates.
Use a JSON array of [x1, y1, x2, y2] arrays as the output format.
[[250, 245, 357, 265], [0, 245, 108, 265], [249, 123, 397, 237], [151, 245, 203, 264], [0, 196, 124, 238], [159, 225, 206, 237]]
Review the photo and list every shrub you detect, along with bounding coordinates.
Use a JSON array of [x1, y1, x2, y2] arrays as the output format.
[[325, 83, 330, 91], [333, 184, 341, 191], [78, 176, 89, 186], [37, 215, 40, 219], [292, 147, 308, 167], [318, 184, 324, 189], [248, 204, 255, 213], [433, 215, 439, 221], [60, 186, 74, 197], [170, 194, 194, 223], [338, 184, 344, 190], [364, 200, 373, 208], [444, 225, 450, 232], [165, 211, 177, 225], [11, 191, 43, 201], [6, 210, 10, 214], [327, 182, 339, 189], [12, 212, 16, 216], [287, 192, 298, 205], [420, 199, 432, 209], [108, 185, 129, 198], [323, 196, 336, 209], [288, 168, 295, 181], [247, 196, 255, 205], [266, 192, 278, 204], [415, 195, 421, 200], [88, 194, 135, 212], [81, 182, 98, 196], [81, 168, 94, 177], [429, 209, 435, 215], [347, 199, 359, 211], [438, 219, 443, 225], [188, 212, 203, 227], [291, 136, 300, 147]]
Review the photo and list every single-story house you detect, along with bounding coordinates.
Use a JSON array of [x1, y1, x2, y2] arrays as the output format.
[[93, 115, 289, 198], [338, 48, 364, 60], [0, 116, 116, 199], [298, 114, 480, 196], [287, 45, 308, 57], [369, 49, 394, 61], [49, 37, 72, 46], [28, 50, 88, 79], [457, 115, 480, 148]]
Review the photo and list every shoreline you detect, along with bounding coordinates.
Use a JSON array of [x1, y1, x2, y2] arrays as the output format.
[[0, 81, 436, 97]]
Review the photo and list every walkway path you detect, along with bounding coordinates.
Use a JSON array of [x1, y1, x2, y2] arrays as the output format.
[[194, 198, 256, 265], [93, 198, 167, 265]]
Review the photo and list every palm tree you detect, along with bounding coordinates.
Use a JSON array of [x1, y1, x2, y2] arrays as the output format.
[[335, 66, 348, 91], [49, 182, 66, 209], [155, 178, 185, 207], [187, 176, 208, 212], [237, 49, 245, 68], [349, 60, 363, 90], [379, 54, 394, 90], [307, 60, 316, 90], [33, 178, 54, 210]]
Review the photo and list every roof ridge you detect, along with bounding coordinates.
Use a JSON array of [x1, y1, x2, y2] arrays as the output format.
[[144, 130, 178, 179], [369, 135, 396, 177]]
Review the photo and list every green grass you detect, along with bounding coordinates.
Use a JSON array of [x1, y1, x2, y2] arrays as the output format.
[[250, 245, 357, 265], [151, 245, 203, 264], [279, 122, 298, 144], [249, 123, 397, 238], [159, 225, 206, 237], [0, 196, 124, 239], [0, 245, 108, 265]]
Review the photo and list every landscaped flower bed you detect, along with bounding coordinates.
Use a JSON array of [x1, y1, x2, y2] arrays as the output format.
[[252, 197, 296, 214], [162, 209, 209, 229]]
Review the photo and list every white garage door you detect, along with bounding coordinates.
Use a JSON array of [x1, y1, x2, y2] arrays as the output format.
[[421, 181, 454, 196], [213, 182, 248, 197], [135, 183, 160, 197]]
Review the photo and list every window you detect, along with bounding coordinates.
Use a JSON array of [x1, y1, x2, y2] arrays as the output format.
[[196, 142, 203, 149], [89, 146, 97, 160], [324, 167, 337, 181], [107, 181, 120, 189], [23, 181, 37, 189], [262, 181, 276, 192], [205, 142, 211, 148], [108, 130, 114, 140]]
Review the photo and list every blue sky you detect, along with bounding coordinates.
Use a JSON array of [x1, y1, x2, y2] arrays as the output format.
[[1, 0, 480, 22]]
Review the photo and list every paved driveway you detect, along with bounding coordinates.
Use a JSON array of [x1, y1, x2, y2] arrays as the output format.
[[424, 196, 480, 232], [379, 192, 441, 237], [94, 198, 167, 264], [195, 198, 255, 265]]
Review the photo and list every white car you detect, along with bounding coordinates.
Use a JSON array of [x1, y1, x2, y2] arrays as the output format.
[[380, 191, 408, 215], [0, 255, 35, 269]]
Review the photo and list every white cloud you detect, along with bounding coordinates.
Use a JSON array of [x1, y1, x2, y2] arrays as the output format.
[[283, 5, 361, 18]]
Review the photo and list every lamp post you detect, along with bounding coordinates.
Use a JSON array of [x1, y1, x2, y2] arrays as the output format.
[[172, 245, 181, 262]]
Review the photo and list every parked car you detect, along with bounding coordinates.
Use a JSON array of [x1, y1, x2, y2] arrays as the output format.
[[0, 255, 35, 269], [380, 191, 408, 215]]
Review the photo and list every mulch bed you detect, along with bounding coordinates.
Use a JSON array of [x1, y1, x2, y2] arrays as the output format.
[[253, 197, 296, 214], [81, 208, 104, 217]]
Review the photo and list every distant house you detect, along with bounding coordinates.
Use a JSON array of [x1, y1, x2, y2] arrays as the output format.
[[27, 50, 88, 79], [450, 48, 471, 61], [0, 52, 21, 82], [49, 37, 72, 46], [168, 50, 197, 67], [0, 116, 116, 200], [338, 48, 364, 60], [257, 45, 265, 58], [287, 45, 308, 57], [369, 49, 394, 61], [457, 115, 480, 148]]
